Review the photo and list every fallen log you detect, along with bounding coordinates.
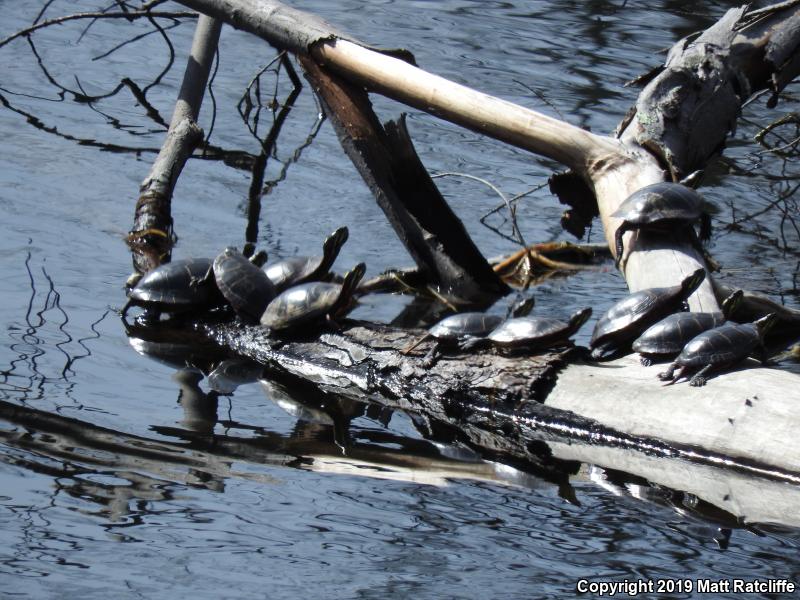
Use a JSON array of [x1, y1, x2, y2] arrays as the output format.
[[126, 1, 800, 480], [190, 318, 800, 481]]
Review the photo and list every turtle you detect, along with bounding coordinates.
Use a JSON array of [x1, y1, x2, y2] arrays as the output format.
[[122, 257, 221, 321], [260, 262, 366, 333], [657, 313, 778, 387], [612, 182, 712, 268], [589, 268, 706, 361], [212, 247, 276, 324], [263, 226, 349, 292], [461, 307, 592, 354], [632, 289, 744, 366], [402, 296, 536, 366]]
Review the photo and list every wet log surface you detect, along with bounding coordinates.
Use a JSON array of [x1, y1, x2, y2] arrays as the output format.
[[190, 318, 800, 484]]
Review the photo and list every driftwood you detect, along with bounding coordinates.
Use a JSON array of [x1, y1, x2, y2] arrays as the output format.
[[128, 14, 222, 275], [126, 1, 800, 482]]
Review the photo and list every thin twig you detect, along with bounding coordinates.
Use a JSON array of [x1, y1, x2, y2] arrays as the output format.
[[0, 10, 196, 50]]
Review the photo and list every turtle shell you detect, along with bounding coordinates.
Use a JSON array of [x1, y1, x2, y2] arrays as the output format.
[[428, 313, 504, 342], [127, 257, 218, 310], [263, 226, 348, 292], [488, 308, 591, 348], [632, 311, 724, 357], [264, 256, 322, 292], [261, 282, 342, 330], [213, 248, 276, 323], [673, 322, 760, 370], [612, 182, 705, 226], [590, 269, 706, 359], [261, 262, 365, 332]]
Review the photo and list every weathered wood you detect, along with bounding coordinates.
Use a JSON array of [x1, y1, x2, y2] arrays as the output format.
[[299, 56, 508, 301], [547, 355, 800, 475], [192, 319, 800, 482], [128, 15, 222, 274]]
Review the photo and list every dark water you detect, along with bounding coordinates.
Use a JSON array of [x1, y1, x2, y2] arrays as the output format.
[[2, 0, 800, 597]]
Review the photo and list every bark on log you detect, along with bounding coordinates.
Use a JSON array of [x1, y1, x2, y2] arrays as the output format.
[[128, 15, 222, 274]]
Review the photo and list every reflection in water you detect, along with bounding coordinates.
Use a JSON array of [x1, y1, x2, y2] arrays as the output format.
[[0, 250, 111, 410]]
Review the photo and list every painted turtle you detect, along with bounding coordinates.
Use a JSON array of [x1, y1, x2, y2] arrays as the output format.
[[462, 307, 592, 353], [404, 296, 536, 366], [264, 226, 349, 292], [213, 247, 277, 324], [612, 182, 712, 268], [632, 290, 743, 365], [122, 257, 221, 320], [658, 313, 778, 387], [589, 268, 706, 361], [260, 262, 366, 332]]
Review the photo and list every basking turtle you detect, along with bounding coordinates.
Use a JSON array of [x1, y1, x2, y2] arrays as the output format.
[[260, 262, 366, 332], [213, 247, 277, 324], [264, 226, 349, 292], [632, 290, 743, 366], [612, 182, 712, 268], [658, 313, 778, 387], [403, 296, 536, 366], [462, 307, 592, 354], [122, 257, 221, 320], [590, 268, 706, 361]]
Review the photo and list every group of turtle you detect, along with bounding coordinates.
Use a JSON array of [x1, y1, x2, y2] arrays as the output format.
[[410, 181, 777, 386], [412, 267, 774, 386], [123, 181, 776, 386], [123, 226, 366, 335]]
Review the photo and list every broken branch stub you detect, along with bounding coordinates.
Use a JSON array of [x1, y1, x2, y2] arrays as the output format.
[[129, 14, 222, 275]]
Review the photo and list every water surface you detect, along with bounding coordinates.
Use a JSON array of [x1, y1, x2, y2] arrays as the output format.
[[1, 1, 800, 597]]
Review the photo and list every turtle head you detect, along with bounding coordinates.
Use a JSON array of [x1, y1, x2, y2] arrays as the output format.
[[755, 312, 779, 336], [342, 262, 367, 295], [569, 307, 593, 330], [680, 268, 706, 296], [509, 296, 535, 318], [323, 226, 349, 259], [721, 289, 743, 319]]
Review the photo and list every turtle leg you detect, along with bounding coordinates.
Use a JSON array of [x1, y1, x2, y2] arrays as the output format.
[[121, 298, 135, 318], [614, 224, 629, 269], [640, 355, 653, 367], [689, 364, 713, 387], [657, 363, 679, 383], [422, 343, 442, 368], [458, 337, 486, 352]]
